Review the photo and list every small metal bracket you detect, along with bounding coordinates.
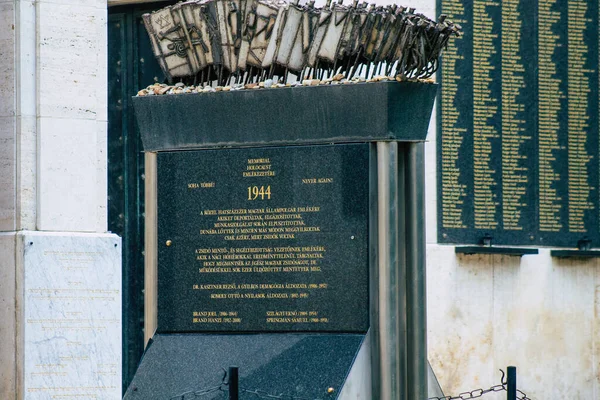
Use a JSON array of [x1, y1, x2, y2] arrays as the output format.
[[551, 250, 600, 258], [481, 233, 492, 247], [455, 246, 539, 256], [455, 234, 538, 256], [577, 237, 592, 251], [550, 238, 600, 258]]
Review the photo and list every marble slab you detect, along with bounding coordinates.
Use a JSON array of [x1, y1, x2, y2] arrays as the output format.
[[20, 232, 122, 399], [37, 117, 101, 232]]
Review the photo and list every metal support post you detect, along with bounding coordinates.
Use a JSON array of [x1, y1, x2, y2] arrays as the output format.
[[229, 366, 239, 400], [373, 142, 407, 400], [507, 366, 516, 400], [405, 143, 427, 400]]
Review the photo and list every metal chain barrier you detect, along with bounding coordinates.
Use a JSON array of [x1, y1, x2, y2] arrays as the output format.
[[169, 368, 532, 400], [518, 390, 532, 400], [428, 384, 506, 400], [428, 370, 532, 400], [241, 388, 328, 400], [169, 368, 230, 400], [170, 385, 332, 400], [169, 384, 225, 399]]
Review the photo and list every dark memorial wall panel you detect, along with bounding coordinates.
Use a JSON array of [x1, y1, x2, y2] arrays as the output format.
[[156, 144, 370, 333], [438, 0, 600, 247]]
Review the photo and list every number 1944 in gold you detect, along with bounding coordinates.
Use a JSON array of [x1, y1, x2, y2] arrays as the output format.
[[247, 185, 271, 200]]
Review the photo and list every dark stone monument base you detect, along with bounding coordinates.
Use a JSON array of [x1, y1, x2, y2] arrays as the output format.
[[133, 82, 438, 151], [123, 333, 365, 399]]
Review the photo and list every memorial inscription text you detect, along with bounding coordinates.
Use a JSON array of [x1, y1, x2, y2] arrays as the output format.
[[157, 144, 370, 332]]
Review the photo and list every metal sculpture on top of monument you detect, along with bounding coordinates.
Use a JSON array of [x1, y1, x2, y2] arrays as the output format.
[[141, 0, 461, 87]]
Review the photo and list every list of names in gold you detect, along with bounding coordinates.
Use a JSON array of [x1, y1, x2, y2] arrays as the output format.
[[538, 0, 564, 232], [440, 0, 467, 230], [473, 0, 500, 230], [566, 0, 595, 233], [501, 0, 530, 231], [440, 0, 600, 244]]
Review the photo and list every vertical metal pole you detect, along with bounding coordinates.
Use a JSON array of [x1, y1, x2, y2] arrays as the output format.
[[397, 144, 408, 400], [370, 144, 381, 400], [144, 152, 158, 346], [373, 142, 406, 400], [405, 143, 427, 400], [229, 366, 239, 400], [507, 366, 516, 400]]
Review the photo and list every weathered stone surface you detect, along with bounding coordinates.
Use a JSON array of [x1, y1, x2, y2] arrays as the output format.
[[20, 232, 122, 398], [1, 232, 122, 399]]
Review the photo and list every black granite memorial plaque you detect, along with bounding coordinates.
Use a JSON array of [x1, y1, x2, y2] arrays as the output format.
[[157, 144, 370, 333], [437, 0, 600, 248]]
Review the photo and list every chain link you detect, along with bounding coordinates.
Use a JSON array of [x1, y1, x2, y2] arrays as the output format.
[[170, 386, 328, 400], [517, 389, 532, 400], [169, 384, 224, 400], [428, 384, 505, 400], [428, 379, 532, 400], [241, 388, 328, 399]]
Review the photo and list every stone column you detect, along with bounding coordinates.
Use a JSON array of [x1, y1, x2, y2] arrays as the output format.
[[0, 1, 121, 398]]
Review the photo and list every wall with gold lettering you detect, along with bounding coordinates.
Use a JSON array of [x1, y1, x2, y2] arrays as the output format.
[[438, 0, 598, 247]]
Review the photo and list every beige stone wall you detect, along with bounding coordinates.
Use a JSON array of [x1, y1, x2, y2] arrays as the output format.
[[0, 0, 108, 234], [0, 0, 18, 231], [0, 2, 119, 399]]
